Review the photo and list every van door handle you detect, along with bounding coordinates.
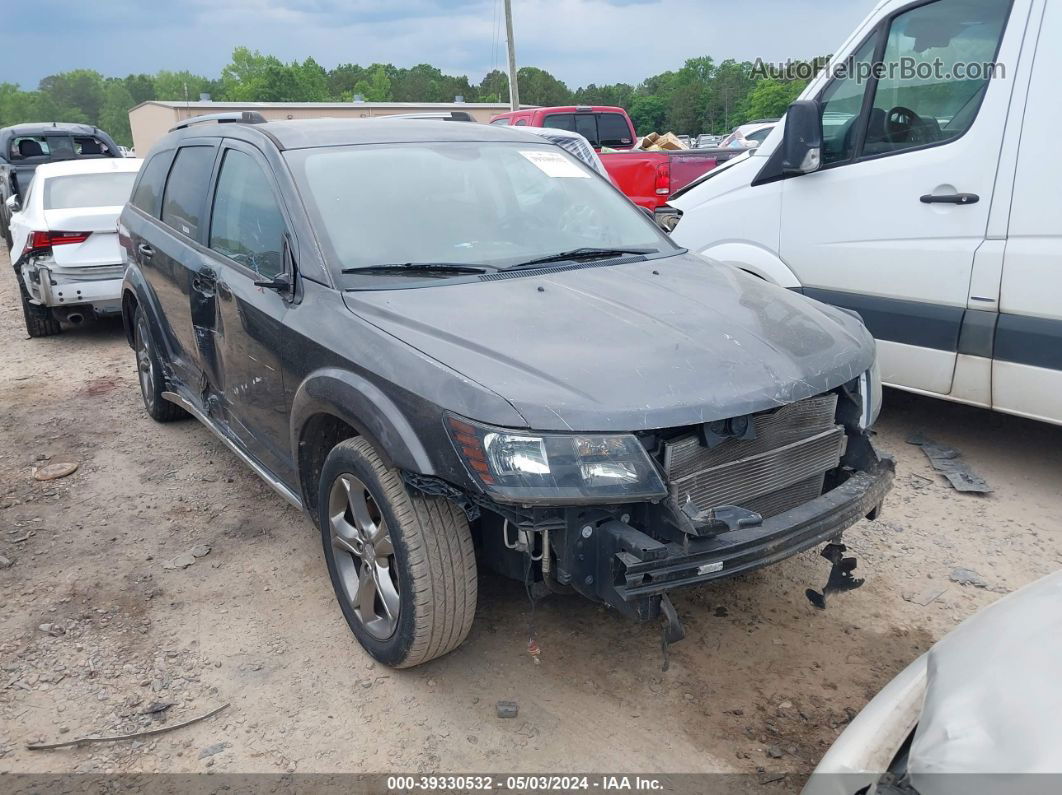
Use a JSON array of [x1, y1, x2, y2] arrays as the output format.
[[137, 243, 154, 258], [920, 193, 979, 205]]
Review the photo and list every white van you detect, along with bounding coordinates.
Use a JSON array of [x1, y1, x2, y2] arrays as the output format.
[[670, 0, 1061, 426]]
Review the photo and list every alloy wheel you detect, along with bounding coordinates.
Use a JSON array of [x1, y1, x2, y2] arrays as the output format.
[[328, 474, 400, 639]]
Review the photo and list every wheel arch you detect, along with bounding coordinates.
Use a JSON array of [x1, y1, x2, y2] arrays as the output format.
[[697, 241, 802, 288], [291, 369, 437, 519]]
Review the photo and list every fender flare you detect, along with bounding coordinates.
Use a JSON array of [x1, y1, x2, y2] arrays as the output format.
[[120, 266, 167, 350], [289, 368, 436, 480], [698, 241, 802, 288]]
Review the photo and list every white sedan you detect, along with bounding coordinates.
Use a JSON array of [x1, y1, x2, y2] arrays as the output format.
[[7, 157, 141, 336]]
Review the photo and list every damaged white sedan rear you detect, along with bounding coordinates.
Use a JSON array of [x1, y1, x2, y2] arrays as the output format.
[[7, 157, 141, 336]]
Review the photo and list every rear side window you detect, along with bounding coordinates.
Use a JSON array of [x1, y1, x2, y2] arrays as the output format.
[[10, 135, 74, 160], [130, 152, 171, 216], [161, 146, 216, 238], [45, 172, 137, 210], [541, 113, 632, 147], [73, 136, 113, 157], [597, 113, 633, 147], [209, 149, 287, 279], [489, 118, 511, 126]]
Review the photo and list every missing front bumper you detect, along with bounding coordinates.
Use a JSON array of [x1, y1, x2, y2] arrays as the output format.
[[557, 448, 894, 621]]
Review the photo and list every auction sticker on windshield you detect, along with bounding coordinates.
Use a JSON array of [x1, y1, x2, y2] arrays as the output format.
[[520, 150, 591, 178]]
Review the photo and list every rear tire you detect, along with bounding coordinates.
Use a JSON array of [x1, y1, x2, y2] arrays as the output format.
[[134, 307, 187, 422], [319, 437, 477, 668], [20, 290, 61, 338]]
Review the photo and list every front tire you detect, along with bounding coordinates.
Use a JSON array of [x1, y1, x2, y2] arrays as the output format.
[[319, 438, 477, 668], [134, 307, 187, 422]]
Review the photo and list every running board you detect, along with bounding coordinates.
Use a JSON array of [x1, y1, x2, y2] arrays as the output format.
[[161, 390, 304, 510]]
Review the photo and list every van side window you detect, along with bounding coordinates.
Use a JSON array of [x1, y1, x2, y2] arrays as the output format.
[[130, 152, 171, 217], [209, 149, 286, 279], [819, 36, 878, 165], [861, 0, 1010, 157], [161, 146, 215, 238]]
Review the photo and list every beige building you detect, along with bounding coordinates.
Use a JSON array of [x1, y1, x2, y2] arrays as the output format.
[[129, 100, 524, 154]]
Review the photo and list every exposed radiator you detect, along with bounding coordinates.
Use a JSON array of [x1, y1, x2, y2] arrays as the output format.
[[664, 394, 845, 519]]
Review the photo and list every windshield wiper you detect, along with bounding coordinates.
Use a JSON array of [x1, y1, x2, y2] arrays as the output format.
[[503, 247, 657, 271], [341, 262, 492, 275]]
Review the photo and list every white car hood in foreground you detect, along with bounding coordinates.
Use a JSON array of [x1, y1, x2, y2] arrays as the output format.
[[806, 570, 1062, 795], [909, 569, 1062, 794]]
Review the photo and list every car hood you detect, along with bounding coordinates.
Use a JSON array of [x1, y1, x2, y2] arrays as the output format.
[[341, 254, 875, 432]]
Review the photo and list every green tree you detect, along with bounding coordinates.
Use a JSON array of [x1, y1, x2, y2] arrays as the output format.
[[515, 67, 571, 106], [153, 70, 213, 101], [99, 80, 136, 146], [351, 65, 392, 102], [38, 69, 106, 123], [739, 78, 807, 121], [628, 95, 667, 134], [478, 70, 509, 103], [123, 73, 156, 105]]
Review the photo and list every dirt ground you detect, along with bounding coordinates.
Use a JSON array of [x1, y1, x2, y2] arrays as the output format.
[[1, 245, 1060, 788]]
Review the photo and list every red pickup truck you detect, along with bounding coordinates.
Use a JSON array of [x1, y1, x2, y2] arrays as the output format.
[[489, 105, 735, 210]]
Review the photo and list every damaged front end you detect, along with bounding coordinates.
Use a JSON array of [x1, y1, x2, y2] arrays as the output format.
[[412, 378, 893, 639]]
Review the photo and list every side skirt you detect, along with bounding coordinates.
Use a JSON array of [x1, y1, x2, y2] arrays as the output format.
[[161, 390, 303, 510]]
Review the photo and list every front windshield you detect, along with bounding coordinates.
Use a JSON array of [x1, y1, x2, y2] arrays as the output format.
[[287, 141, 674, 278]]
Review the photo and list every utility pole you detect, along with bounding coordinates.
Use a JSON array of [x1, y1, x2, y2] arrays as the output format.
[[504, 0, 520, 111]]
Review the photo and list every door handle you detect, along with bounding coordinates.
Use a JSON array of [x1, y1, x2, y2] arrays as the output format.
[[920, 193, 979, 205], [137, 243, 155, 258]]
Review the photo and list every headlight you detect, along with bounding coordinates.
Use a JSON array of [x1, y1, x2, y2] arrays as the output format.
[[858, 359, 883, 429], [447, 415, 668, 505]]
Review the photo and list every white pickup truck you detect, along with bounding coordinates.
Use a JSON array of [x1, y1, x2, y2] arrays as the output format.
[[669, 0, 1061, 427]]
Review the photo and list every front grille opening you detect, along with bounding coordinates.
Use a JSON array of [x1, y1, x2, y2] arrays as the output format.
[[662, 394, 846, 519]]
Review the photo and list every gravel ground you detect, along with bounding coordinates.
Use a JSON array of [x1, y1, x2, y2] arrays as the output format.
[[1, 246, 1060, 788]]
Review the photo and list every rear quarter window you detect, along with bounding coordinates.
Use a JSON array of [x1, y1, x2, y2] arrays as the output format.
[[489, 118, 511, 126], [73, 136, 113, 157], [130, 152, 172, 217], [160, 146, 216, 238]]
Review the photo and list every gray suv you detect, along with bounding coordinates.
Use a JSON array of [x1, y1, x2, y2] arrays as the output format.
[[119, 113, 892, 667]]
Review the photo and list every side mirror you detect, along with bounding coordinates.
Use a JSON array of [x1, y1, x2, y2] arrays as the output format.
[[5, 194, 20, 213], [782, 100, 823, 176]]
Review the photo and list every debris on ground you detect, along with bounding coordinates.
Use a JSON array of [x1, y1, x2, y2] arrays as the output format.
[[162, 544, 212, 570], [198, 741, 230, 759], [950, 568, 989, 589], [496, 701, 519, 719], [903, 587, 947, 606], [0, 554, 13, 569], [32, 462, 79, 481], [907, 434, 992, 493], [26, 703, 229, 751]]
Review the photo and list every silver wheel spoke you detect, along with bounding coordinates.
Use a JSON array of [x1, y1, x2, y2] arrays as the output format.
[[373, 562, 400, 620], [347, 487, 375, 537], [332, 534, 360, 557], [374, 533, 394, 558], [355, 569, 378, 616]]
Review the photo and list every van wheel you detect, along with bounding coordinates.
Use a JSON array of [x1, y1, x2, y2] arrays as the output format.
[[20, 291, 61, 338], [319, 438, 477, 668], [134, 308, 187, 422]]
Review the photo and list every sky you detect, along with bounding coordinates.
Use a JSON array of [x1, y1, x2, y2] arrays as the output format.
[[8, 0, 875, 91]]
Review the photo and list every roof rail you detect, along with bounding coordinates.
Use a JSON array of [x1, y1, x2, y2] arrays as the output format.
[[170, 111, 268, 132], [383, 111, 474, 122]]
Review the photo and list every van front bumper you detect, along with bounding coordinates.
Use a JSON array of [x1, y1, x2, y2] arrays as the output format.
[[558, 447, 895, 620]]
